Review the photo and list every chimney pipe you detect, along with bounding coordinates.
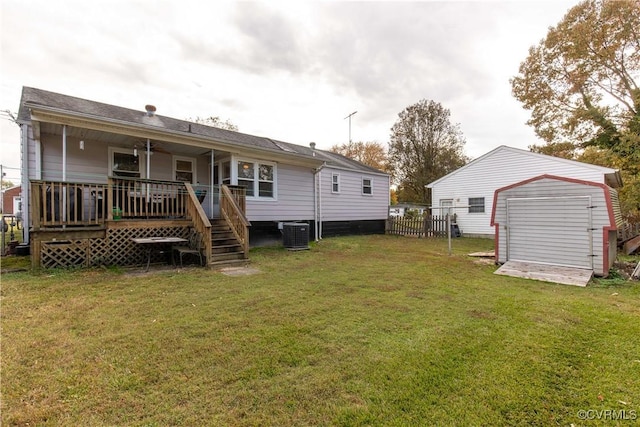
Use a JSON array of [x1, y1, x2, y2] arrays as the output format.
[[145, 104, 156, 116], [309, 142, 316, 156]]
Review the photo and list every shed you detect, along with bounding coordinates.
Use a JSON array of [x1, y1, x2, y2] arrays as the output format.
[[491, 175, 622, 278]]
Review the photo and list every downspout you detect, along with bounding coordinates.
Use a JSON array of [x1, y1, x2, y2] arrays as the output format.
[[312, 162, 327, 241]]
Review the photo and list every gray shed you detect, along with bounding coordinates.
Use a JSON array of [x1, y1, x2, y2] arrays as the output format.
[[491, 175, 622, 278]]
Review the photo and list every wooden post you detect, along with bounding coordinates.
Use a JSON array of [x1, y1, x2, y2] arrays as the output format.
[[107, 178, 114, 220]]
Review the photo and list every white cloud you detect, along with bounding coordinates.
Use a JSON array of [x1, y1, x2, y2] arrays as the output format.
[[0, 0, 576, 174]]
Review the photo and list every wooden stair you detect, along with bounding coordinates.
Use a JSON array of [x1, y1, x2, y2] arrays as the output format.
[[209, 219, 248, 267]]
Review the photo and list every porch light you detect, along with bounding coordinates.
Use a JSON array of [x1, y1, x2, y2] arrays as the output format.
[[133, 145, 138, 157], [79, 140, 84, 150]]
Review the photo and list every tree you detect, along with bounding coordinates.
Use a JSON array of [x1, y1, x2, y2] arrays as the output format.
[[388, 99, 468, 204], [528, 141, 579, 159], [186, 116, 238, 131], [513, 0, 640, 220], [511, 0, 639, 154], [330, 141, 387, 171]]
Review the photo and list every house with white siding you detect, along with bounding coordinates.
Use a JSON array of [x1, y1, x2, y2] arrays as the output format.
[[17, 87, 389, 268], [426, 145, 622, 237]]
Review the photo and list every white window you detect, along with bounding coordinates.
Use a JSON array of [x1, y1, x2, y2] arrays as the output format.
[[173, 156, 196, 184], [362, 177, 372, 195], [468, 197, 485, 213], [236, 159, 277, 199], [332, 173, 340, 193], [440, 199, 453, 216], [109, 148, 141, 178]]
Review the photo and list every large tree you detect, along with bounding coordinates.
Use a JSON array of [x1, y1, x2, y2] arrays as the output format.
[[512, 0, 640, 219], [511, 0, 639, 150], [330, 141, 387, 171], [388, 99, 468, 204]]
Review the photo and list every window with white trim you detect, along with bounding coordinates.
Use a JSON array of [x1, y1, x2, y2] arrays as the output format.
[[110, 148, 141, 178], [332, 173, 340, 193], [362, 177, 372, 195], [236, 160, 276, 199], [468, 197, 485, 213], [173, 157, 196, 184]]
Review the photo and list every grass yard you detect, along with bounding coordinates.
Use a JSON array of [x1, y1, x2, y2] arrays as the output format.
[[2, 235, 639, 426]]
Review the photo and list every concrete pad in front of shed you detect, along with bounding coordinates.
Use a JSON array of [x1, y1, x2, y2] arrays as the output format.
[[494, 261, 592, 287]]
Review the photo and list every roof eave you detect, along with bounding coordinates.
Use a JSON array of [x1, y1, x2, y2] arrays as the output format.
[[25, 103, 324, 167]]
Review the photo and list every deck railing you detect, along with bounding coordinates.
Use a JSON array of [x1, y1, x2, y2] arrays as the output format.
[[31, 180, 109, 229], [184, 183, 212, 264], [220, 185, 251, 257], [107, 177, 187, 220], [31, 178, 190, 229]]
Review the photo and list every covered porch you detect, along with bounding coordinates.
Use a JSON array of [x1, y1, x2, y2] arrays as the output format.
[[29, 177, 249, 269]]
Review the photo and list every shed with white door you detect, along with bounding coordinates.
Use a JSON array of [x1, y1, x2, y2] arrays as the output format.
[[491, 175, 622, 277]]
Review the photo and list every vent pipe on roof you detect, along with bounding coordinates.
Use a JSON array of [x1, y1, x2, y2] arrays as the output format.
[[310, 142, 316, 156], [145, 104, 156, 116]]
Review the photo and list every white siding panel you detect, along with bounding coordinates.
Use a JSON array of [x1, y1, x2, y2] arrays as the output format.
[[321, 168, 389, 221], [246, 163, 314, 222], [493, 177, 614, 275], [507, 197, 592, 269], [432, 147, 614, 236]]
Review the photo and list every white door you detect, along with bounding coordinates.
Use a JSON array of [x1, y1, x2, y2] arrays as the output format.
[[506, 196, 593, 269]]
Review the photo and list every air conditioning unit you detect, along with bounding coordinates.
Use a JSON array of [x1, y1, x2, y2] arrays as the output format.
[[282, 222, 309, 250]]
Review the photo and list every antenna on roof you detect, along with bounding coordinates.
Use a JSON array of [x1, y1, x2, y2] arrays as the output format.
[[344, 111, 357, 143]]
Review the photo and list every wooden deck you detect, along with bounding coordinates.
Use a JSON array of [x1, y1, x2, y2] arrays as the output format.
[[494, 261, 593, 287]]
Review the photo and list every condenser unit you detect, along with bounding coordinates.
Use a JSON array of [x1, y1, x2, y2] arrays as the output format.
[[282, 222, 309, 250]]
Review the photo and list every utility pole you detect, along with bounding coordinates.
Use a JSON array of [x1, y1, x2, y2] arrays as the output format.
[[344, 111, 357, 143]]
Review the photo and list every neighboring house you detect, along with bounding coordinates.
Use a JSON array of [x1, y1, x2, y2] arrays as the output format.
[[17, 87, 389, 268], [2, 185, 21, 215], [426, 145, 622, 237], [388, 204, 427, 217]]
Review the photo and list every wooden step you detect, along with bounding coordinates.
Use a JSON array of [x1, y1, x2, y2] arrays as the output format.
[[210, 252, 246, 262]]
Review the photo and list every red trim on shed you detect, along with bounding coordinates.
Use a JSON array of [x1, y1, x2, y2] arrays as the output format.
[[490, 174, 618, 276]]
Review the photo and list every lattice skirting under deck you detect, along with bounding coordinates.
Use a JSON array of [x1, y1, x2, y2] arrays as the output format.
[[38, 224, 190, 269]]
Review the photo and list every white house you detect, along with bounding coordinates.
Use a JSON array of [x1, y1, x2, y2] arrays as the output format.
[[17, 87, 390, 268], [426, 145, 622, 237]]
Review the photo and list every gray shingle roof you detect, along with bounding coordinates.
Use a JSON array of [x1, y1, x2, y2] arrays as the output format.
[[18, 87, 387, 175]]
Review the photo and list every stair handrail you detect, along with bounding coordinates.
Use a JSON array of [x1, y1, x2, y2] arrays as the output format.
[[184, 183, 212, 264], [220, 184, 251, 257]]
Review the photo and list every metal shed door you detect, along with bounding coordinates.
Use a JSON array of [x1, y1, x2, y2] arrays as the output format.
[[506, 196, 592, 269]]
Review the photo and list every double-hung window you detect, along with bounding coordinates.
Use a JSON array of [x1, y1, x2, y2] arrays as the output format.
[[468, 197, 485, 213], [173, 157, 196, 184], [332, 173, 340, 193], [362, 177, 372, 195]]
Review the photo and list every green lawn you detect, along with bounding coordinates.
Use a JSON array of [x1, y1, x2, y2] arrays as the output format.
[[2, 235, 639, 426]]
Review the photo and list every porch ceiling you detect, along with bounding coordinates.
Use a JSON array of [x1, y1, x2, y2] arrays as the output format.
[[40, 122, 224, 158]]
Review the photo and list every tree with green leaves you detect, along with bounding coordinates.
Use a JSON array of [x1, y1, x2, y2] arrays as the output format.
[[512, 0, 640, 220], [388, 99, 468, 204], [330, 141, 387, 171]]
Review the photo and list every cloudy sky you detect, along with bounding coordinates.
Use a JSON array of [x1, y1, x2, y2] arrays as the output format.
[[0, 0, 576, 183]]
